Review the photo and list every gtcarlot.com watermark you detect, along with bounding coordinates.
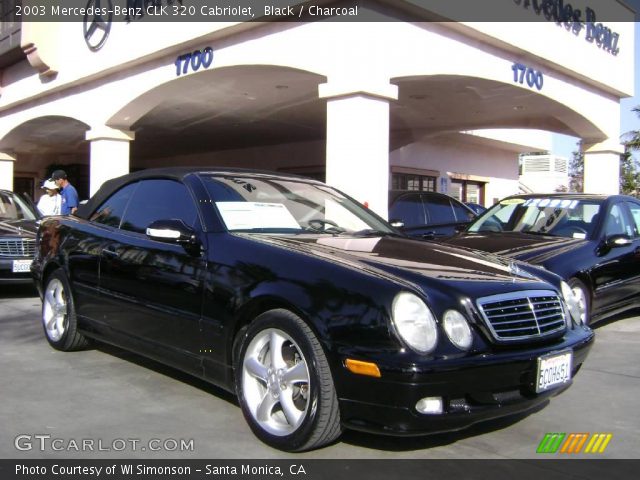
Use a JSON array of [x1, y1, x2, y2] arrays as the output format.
[[14, 434, 195, 453]]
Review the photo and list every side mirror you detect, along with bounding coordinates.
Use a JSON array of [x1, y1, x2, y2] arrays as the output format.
[[146, 219, 198, 245], [389, 219, 405, 229], [604, 234, 632, 248]]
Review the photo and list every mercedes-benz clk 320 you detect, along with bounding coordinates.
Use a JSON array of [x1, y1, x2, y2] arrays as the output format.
[[31, 168, 594, 451]]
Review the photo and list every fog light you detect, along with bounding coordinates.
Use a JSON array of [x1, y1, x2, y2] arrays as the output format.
[[415, 396, 443, 414]]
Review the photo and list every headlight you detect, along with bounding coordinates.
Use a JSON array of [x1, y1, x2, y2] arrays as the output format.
[[560, 281, 581, 325], [392, 292, 438, 354], [443, 310, 473, 350]]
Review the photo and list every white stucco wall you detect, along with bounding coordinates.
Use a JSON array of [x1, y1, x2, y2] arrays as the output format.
[[0, 2, 634, 198]]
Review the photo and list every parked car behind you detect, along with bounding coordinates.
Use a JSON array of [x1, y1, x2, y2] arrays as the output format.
[[32, 169, 593, 451], [0, 189, 39, 285], [389, 190, 476, 238], [443, 193, 640, 325], [465, 202, 487, 215]]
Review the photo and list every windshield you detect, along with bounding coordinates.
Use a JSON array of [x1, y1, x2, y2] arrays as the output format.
[[468, 197, 603, 239], [201, 175, 394, 235], [0, 191, 37, 221]]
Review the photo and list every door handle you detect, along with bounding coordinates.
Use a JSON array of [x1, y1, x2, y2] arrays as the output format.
[[101, 247, 119, 258]]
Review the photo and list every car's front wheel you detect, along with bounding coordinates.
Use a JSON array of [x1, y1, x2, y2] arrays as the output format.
[[235, 309, 342, 451], [42, 269, 89, 351], [569, 278, 591, 326]]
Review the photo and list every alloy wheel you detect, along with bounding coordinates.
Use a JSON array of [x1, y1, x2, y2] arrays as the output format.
[[43, 278, 67, 341], [241, 328, 311, 436]]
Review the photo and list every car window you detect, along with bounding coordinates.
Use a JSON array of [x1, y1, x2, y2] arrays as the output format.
[[469, 198, 605, 238], [424, 196, 456, 224], [0, 191, 37, 221], [389, 195, 425, 227], [451, 201, 474, 222], [624, 202, 640, 238], [90, 182, 139, 228], [202, 175, 392, 234], [604, 203, 633, 237], [120, 179, 199, 234]]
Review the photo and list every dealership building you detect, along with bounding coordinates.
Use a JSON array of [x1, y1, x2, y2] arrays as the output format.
[[0, 0, 635, 218]]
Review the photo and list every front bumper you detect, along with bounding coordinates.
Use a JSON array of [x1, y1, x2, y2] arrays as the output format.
[[0, 257, 35, 285], [334, 327, 594, 436]]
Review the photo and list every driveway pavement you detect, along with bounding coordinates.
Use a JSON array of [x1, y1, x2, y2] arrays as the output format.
[[1, 285, 639, 459]]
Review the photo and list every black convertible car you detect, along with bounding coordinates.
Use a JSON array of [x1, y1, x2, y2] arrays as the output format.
[[444, 194, 640, 325], [31, 168, 593, 451], [0, 189, 39, 284]]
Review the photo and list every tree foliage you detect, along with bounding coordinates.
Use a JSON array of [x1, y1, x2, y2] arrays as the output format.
[[621, 105, 640, 197], [620, 149, 640, 196], [568, 146, 584, 193]]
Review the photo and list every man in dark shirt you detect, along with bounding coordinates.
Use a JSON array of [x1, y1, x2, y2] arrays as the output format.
[[51, 169, 79, 215]]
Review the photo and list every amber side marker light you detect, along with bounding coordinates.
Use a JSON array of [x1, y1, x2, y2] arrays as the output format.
[[345, 359, 381, 378]]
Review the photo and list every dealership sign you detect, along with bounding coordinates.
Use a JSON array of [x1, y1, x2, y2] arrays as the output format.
[[514, 0, 620, 55], [83, 0, 183, 51]]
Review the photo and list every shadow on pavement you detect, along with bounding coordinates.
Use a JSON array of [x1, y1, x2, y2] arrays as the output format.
[[590, 309, 640, 330], [95, 342, 239, 408], [339, 402, 548, 452], [96, 340, 547, 453], [0, 284, 38, 299]]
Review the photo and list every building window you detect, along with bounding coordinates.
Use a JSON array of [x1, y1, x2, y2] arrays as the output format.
[[13, 176, 35, 200], [450, 180, 484, 204], [392, 173, 436, 192]]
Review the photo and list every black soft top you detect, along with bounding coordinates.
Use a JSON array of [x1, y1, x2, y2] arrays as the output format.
[[75, 167, 320, 219]]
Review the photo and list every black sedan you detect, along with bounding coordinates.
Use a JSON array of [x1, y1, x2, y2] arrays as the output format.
[[443, 193, 640, 325], [31, 168, 593, 451], [0, 189, 39, 284]]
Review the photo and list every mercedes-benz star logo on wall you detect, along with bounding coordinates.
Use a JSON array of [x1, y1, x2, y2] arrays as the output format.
[[83, 0, 114, 51]]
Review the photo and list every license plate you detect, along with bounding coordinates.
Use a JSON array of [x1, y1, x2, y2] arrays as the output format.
[[536, 351, 572, 393], [12, 259, 32, 273]]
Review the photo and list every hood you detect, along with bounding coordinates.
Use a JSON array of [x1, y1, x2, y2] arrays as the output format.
[[443, 232, 589, 265], [0, 219, 37, 238], [252, 233, 554, 297]]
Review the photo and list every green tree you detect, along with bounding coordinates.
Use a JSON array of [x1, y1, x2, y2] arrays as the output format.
[[624, 106, 640, 150], [568, 147, 583, 193], [620, 149, 639, 196], [621, 105, 640, 196]]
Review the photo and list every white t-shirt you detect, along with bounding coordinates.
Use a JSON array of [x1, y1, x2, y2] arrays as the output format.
[[37, 193, 62, 216]]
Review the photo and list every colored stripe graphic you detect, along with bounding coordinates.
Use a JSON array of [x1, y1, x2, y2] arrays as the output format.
[[537, 433, 613, 454], [560, 433, 589, 453], [584, 433, 613, 453], [537, 433, 566, 453]]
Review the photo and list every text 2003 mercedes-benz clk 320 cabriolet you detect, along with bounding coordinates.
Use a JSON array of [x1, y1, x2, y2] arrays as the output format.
[[31, 168, 594, 451]]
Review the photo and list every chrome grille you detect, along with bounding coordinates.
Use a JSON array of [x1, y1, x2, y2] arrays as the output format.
[[0, 239, 36, 257], [476, 290, 566, 342]]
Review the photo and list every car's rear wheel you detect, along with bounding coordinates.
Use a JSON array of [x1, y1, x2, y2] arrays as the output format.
[[42, 270, 89, 351], [569, 278, 591, 326], [235, 309, 342, 451]]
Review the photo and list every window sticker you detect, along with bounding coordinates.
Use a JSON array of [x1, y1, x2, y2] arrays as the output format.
[[216, 202, 301, 230], [501, 198, 526, 205]]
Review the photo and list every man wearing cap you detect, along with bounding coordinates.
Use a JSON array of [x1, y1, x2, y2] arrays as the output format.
[[51, 169, 79, 215], [36, 179, 62, 216]]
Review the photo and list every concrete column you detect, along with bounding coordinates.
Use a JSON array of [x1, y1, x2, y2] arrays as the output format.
[[0, 152, 16, 191], [583, 141, 623, 195], [85, 127, 135, 196], [319, 83, 398, 220]]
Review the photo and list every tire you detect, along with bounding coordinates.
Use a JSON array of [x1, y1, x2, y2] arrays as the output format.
[[235, 309, 342, 451], [42, 269, 90, 351], [568, 278, 591, 326]]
